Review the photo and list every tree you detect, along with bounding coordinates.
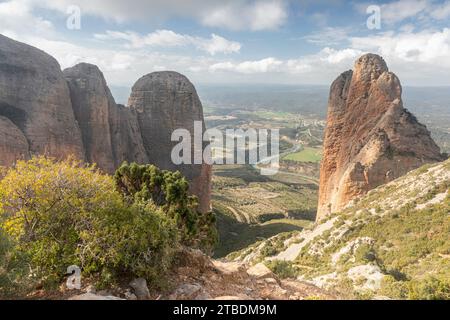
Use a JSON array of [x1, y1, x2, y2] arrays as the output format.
[[114, 162, 217, 250]]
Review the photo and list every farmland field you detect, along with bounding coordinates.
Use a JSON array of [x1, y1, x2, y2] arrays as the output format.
[[283, 147, 322, 163]]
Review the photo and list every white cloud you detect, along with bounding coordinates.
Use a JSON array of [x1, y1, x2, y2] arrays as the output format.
[[30, 0, 288, 31], [209, 48, 362, 75], [0, 0, 54, 38], [319, 48, 363, 64], [350, 29, 450, 65], [197, 34, 242, 55], [95, 30, 188, 48], [284, 48, 363, 75], [201, 0, 287, 31], [94, 30, 241, 55], [380, 0, 428, 24], [345, 28, 450, 85], [3, 0, 450, 87], [210, 58, 283, 74]]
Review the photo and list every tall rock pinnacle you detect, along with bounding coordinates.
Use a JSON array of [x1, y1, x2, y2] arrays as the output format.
[[317, 54, 445, 221], [63, 63, 148, 172], [128, 71, 212, 213]]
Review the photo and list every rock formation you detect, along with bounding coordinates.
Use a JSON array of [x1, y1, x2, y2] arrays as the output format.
[[0, 35, 211, 213], [317, 54, 445, 221], [63, 63, 148, 173], [0, 34, 84, 161], [0, 116, 29, 166], [128, 72, 212, 213]]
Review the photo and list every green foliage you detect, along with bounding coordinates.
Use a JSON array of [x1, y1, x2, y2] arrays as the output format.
[[408, 276, 450, 300], [0, 228, 31, 297], [0, 156, 179, 296], [380, 276, 409, 299], [354, 244, 377, 264], [265, 260, 297, 279], [114, 162, 217, 250]]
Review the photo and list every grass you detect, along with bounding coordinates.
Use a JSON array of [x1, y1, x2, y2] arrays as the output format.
[[283, 147, 322, 163]]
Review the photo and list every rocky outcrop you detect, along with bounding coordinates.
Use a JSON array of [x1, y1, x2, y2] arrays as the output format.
[[128, 71, 212, 213], [0, 116, 29, 166], [0, 34, 84, 162], [0, 35, 211, 213], [63, 63, 148, 173], [317, 54, 445, 221]]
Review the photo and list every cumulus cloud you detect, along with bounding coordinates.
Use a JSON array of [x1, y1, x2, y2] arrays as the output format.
[[350, 29, 450, 65], [94, 30, 241, 55], [209, 48, 362, 75], [0, 0, 54, 38], [210, 57, 283, 73], [346, 28, 450, 85]]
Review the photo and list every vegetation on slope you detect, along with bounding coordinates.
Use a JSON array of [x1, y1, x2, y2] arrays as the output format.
[[0, 156, 216, 298], [232, 159, 450, 300]]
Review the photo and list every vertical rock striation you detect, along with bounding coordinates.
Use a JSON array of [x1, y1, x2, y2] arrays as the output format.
[[317, 54, 445, 221], [63, 63, 148, 172]]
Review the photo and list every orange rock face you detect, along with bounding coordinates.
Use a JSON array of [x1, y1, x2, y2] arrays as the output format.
[[317, 54, 445, 221]]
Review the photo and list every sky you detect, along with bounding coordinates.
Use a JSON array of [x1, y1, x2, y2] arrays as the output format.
[[1, 0, 450, 89]]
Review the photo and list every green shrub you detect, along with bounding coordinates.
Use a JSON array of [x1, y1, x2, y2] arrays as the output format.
[[408, 277, 450, 300], [380, 276, 409, 299], [354, 244, 377, 263], [114, 162, 217, 250], [0, 156, 179, 294], [0, 228, 32, 297], [265, 260, 296, 279]]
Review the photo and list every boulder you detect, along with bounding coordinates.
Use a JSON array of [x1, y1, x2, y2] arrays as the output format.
[[129, 278, 151, 300], [246, 263, 274, 279]]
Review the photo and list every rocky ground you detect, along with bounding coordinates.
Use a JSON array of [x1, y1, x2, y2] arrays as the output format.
[[62, 249, 337, 301]]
